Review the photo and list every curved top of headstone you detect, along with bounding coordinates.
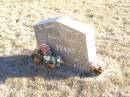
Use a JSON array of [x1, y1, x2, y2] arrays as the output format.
[[34, 17, 94, 35]]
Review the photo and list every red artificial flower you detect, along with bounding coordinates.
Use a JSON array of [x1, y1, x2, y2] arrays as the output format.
[[89, 62, 103, 74], [34, 57, 41, 65], [89, 62, 99, 71], [39, 43, 50, 55]]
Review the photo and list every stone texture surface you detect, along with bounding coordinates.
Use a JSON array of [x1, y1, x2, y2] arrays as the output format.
[[34, 18, 96, 70]]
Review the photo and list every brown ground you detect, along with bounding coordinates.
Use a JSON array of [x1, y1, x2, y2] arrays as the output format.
[[0, 0, 130, 97]]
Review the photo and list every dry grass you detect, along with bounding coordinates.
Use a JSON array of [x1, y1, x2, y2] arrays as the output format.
[[0, 0, 130, 97]]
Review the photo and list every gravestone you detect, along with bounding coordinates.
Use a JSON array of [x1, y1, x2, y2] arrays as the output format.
[[34, 17, 97, 71]]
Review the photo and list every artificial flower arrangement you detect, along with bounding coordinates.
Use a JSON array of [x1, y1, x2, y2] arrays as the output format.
[[32, 43, 103, 74], [32, 43, 63, 69]]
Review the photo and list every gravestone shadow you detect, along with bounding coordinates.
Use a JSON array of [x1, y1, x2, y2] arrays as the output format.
[[0, 55, 96, 83]]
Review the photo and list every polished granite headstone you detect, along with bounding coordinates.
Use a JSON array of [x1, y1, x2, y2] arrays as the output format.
[[34, 17, 97, 71]]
